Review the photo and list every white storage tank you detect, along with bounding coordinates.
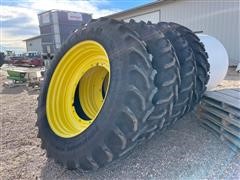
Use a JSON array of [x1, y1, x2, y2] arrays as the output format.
[[197, 34, 229, 90]]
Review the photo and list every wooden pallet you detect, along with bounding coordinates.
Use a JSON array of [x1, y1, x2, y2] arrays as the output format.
[[198, 89, 240, 152]]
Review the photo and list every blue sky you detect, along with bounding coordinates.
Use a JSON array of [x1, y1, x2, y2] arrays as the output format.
[[0, 0, 154, 53]]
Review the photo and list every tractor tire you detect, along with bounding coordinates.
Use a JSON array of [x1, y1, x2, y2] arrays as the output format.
[[36, 18, 156, 170], [154, 22, 197, 126], [126, 20, 181, 136], [0, 53, 4, 67], [169, 22, 210, 107]]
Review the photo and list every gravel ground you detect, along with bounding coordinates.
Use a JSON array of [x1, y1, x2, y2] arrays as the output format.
[[0, 67, 239, 179]]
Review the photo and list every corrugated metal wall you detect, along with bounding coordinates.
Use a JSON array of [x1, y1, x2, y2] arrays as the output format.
[[115, 0, 239, 65], [160, 0, 239, 66]]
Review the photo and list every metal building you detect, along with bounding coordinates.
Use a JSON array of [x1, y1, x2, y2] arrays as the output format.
[[108, 0, 239, 66], [38, 10, 92, 54], [23, 35, 42, 53]]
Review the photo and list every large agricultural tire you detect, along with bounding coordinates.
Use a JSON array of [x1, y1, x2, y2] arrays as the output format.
[[154, 22, 197, 126], [126, 20, 181, 136], [0, 53, 4, 67], [169, 22, 210, 107], [36, 18, 157, 170]]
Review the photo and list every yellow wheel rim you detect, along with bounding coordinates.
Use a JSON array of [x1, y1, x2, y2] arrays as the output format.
[[46, 40, 110, 138]]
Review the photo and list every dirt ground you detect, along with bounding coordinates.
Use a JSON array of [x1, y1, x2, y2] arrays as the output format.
[[0, 67, 239, 180]]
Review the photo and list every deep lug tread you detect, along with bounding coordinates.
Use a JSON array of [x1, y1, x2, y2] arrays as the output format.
[[86, 156, 99, 170], [129, 65, 150, 89], [127, 85, 146, 111], [126, 20, 181, 139], [101, 144, 114, 162], [155, 22, 197, 127], [122, 107, 138, 132], [169, 22, 210, 108]]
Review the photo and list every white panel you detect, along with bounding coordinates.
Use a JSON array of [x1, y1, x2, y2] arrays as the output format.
[[52, 11, 58, 24], [41, 12, 50, 24], [68, 12, 83, 21], [124, 11, 160, 23]]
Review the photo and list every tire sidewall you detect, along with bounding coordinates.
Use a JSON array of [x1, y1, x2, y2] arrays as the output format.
[[38, 23, 130, 153]]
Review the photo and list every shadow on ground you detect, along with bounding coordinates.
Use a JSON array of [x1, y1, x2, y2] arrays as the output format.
[[0, 85, 39, 95], [0, 85, 27, 94], [40, 113, 240, 179]]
